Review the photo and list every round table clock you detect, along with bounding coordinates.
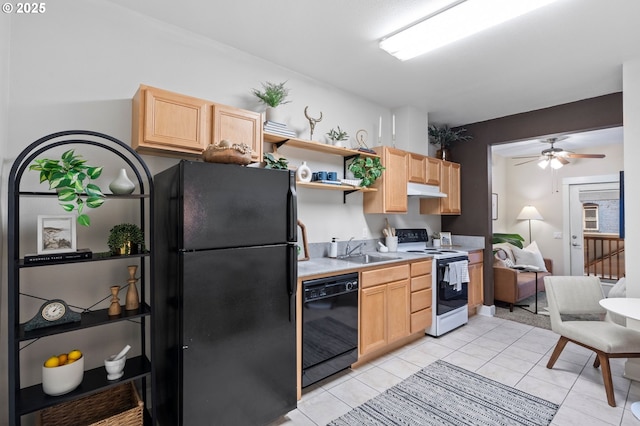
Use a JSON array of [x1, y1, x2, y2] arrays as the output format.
[[23, 299, 81, 331]]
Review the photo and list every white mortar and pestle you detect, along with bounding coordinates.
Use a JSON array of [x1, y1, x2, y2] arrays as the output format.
[[104, 344, 130, 380]]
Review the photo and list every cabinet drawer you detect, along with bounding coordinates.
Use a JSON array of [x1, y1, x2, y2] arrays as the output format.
[[362, 264, 410, 288], [411, 260, 431, 276], [411, 274, 431, 292], [411, 288, 432, 312], [411, 308, 432, 333], [468, 250, 483, 264]]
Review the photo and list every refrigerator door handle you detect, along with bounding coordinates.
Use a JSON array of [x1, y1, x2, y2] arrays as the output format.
[[287, 171, 297, 243], [287, 243, 297, 322]]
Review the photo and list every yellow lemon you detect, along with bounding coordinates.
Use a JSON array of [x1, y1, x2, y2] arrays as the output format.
[[68, 349, 82, 361], [44, 356, 60, 368], [66, 359, 76, 364], [57, 353, 68, 364]]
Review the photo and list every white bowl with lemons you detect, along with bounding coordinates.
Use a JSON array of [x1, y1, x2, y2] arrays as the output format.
[[42, 349, 84, 396]]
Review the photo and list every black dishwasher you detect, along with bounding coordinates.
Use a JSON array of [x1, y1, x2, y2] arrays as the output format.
[[302, 272, 359, 387]]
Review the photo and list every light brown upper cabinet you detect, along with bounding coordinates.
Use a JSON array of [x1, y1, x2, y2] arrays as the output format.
[[408, 153, 427, 184], [409, 154, 441, 186], [419, 160, 461, 215], [425, 157, 441, 186], [132, 85, 262, 161], [364, 146, 408, 213], [212, 104, 262, 163]]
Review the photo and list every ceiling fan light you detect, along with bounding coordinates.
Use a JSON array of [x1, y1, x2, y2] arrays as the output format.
[[550, 157, 563, 169], [538, 159, 549, 169]]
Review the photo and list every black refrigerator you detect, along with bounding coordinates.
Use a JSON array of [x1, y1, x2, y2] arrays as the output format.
[[153, 161, 298, 426]]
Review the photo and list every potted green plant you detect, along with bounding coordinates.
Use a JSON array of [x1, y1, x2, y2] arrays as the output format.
[[251, 81, 291, 123], [431, 232, 441, 248], [348, 156, 385, 187], [326, 126, 349, 146], [428, 125, 472, 160], [29, 149, 105, 227], [263, 153, 289, 170], [108, 223, 145, 255]]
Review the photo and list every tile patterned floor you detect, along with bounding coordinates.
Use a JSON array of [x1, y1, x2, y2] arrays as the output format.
[[276, 314, 640, 426]]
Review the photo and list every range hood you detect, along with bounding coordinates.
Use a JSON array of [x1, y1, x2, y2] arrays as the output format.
[[407, 182, 447, 198]]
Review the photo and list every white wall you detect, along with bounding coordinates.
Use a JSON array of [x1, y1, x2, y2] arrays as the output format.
[[1, 1, 442, 421], [491, 152, 508, 232], [623, 59, 640, 297], [492, 143, 623, 275]]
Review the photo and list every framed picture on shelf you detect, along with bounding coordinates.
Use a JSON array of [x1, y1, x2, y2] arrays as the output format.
[[37, 215, 77, 254], [440, 231, 452, 246]]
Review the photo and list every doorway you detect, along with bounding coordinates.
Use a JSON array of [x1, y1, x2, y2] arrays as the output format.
[[563, 175, 622, 290]]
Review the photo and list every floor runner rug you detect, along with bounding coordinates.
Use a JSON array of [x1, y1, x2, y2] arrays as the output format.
[[328, 360, 558, 426]]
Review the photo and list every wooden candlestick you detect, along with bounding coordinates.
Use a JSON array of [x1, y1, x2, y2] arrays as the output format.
[[108, 285, 121, 316], [125, 265, 140, 311]]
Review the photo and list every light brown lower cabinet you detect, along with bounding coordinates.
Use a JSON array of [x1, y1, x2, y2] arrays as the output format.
[[359, 264, 410, 356], [467, 250, 484, 315], [410, 260, 433, 333]]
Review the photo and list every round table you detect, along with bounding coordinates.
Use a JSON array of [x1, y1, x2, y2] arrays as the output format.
[[599, 297, 640, 419]]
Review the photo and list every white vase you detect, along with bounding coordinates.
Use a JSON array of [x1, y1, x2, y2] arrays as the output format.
[[296, 161, 312, 182], [265, 107, 284, 124], [109, 168, 135, 195]]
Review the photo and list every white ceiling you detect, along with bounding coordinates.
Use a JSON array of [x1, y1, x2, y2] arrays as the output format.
[[105, 0, 636, 152]]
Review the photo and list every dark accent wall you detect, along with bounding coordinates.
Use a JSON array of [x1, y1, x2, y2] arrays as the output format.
[[444, 92, 623, 306]]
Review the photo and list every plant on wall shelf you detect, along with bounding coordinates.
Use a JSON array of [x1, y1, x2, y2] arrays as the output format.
[[251, 81, 291, 108], [263, 153, 289, 170], [326, 126, 349, 143], [29, 149, 105, 227], [348, 156, 385, 187]]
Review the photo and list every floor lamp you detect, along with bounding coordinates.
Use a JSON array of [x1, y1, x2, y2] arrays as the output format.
[[517, 205, 543, 244]]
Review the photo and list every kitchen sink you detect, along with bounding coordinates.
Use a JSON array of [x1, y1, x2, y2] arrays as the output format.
[[336, 254, 402, 264]]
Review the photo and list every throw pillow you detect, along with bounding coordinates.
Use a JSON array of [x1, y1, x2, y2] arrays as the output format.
[[503, 258, 515, 268], [512, 244, 547, 271]]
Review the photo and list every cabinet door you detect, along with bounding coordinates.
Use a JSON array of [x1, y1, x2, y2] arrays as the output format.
[[420, 160, 461, 215], [133, 85, 210, 156], [448, 162, 461, 214], [212, 103, 263, 163], [386, 279, 410, 344], [384, 148, 408, 213], [468, 262, 484, 315], [425, 157, 441, 185], [364, 147, 408, 213], [360, 285, 387, 356], [408, 153, 426, 184]]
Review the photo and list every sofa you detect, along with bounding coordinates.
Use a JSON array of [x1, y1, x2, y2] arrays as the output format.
[[493, 243, 553, 311]]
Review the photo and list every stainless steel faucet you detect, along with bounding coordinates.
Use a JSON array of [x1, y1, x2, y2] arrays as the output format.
[[345, 237, 363, 256]]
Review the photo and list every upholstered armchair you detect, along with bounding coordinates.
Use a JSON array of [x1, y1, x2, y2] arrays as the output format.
[[544, 275, 640, 407]]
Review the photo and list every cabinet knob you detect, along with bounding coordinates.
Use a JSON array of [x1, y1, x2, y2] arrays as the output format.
[[182, 345, 189, 350]]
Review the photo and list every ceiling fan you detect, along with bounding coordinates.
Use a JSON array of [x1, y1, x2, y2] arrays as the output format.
[[514, 137, 606, 169]]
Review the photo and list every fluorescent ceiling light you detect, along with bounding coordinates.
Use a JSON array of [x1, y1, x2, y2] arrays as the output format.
[[379, 0, 560, 61]]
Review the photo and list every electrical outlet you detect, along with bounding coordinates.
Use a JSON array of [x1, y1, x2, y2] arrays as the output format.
[[553, 232, 562, 239], [362, 227, 369, 238]]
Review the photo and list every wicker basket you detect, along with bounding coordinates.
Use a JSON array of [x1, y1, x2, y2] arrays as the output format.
[[39, 382, 143, 426], [202, 145, 252, 165]]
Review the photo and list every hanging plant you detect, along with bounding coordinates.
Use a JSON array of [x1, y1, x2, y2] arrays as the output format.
[[29, 149, 105, 227], [348, 156, 385, 187]]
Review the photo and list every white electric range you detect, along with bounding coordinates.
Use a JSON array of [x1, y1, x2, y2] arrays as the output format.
[[396, 229, 469, 336]]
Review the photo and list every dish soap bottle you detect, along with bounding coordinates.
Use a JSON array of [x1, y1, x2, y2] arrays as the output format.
[[329, 238, 338, 258]]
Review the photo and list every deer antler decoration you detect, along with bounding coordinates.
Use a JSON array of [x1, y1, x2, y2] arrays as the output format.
[[304, 106, 323, 140]]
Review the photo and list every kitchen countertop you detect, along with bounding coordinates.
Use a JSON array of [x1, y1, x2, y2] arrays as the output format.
[[298, 246, 482, 279]]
